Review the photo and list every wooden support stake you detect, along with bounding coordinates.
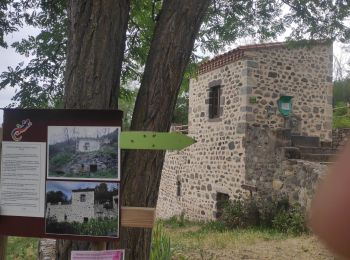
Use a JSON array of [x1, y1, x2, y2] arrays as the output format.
[[121, 207, 155, 228], [0, 236, 7, 260], [91, 241, 107, 251]]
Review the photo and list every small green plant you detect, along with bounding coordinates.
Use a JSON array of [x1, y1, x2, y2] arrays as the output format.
[[200, 220, 227, 232], [50, 153, 73, 167], [162, 213, 191, 228], [219, 196, 308, 234], [150, 222, 172, 260], [220, 200, 245, 228], [272, 205, 307, 235]]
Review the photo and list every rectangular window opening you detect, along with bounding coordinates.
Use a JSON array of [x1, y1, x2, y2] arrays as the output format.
[[209, 86, 220, 119], [80, 194, 86, 202], [90, 164, 97, 172], [216, 192, 229, 219], [177, 181, 181, 197]]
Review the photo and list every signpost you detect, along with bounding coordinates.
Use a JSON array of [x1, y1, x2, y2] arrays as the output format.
[[0, 109, 196, 259], [120, 131, 196, 150]]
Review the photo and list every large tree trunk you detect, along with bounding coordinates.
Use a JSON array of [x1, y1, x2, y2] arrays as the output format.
[[119, 1, 211, 259], [55, 0, 130, 259], [63, 0, 129, 109]]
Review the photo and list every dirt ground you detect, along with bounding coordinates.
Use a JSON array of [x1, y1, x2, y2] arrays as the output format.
[[179, 236, 335, 260]]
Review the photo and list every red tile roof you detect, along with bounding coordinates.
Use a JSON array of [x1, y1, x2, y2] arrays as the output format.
[[198, 42, 287, 75]]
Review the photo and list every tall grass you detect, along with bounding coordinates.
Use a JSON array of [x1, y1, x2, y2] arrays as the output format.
[[150, 222, 172, 260]]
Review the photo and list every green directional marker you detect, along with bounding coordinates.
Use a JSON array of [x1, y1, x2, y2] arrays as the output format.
[[120, 131, 196, 150]]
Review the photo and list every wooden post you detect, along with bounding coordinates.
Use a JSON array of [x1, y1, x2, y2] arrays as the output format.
[[91, 241, 107, 251], [0, 236, 7, 260], [0, 128, 8, 260]]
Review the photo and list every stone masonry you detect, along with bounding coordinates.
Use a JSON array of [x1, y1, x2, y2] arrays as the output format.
[[46, 189, 118, 223], [157, 41, 333, 220]]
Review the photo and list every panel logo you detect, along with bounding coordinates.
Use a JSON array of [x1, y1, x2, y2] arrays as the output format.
[[11, 119, 32, 141]]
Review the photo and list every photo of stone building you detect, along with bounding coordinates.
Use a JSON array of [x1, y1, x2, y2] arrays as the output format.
[[45, 181, 119, 237], [157, 40, 334, 220], [47, 126, 120, 180]]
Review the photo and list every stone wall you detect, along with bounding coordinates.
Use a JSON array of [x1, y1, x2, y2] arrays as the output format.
[[245, 126, 327, 209], [243, 43, 333, 141], [46, 190, 113, 223], [332, 128, 350, 148], [157, 41, 333, 220], [157, 59, 249, 220]]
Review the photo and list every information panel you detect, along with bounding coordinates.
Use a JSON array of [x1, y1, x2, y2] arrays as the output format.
[[0, 108, 122, 241]]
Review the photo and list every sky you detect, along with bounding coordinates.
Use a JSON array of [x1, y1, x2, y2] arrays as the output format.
[[48, 126, 119, 145], [46, 181, 119, 199], [0, 26, 40, 124], [0, 27, 349, 124]]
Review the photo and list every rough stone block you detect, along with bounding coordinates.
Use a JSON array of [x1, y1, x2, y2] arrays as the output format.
[[272, 180, 284, 190], [268, 71, 278, 78], [246, 60, 258, 68], [240, 86, 252, 95], [327, 96, 332, 105], [228, 141, 235, 150], [240, 106, 253, 112], [236, 123, 247, 134]]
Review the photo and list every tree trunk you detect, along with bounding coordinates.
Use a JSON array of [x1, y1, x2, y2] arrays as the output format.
[[119, 1, 210, 259], [63, 0, 130, 109], [55, 0, 130, 259]]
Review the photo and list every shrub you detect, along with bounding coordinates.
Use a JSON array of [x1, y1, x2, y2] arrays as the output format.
[[220, 198, 260, 229], [272, 205, 307, 235], [220, 200, 245, 228], [50, 153, 73, 167], [219, 196, 308, 234]]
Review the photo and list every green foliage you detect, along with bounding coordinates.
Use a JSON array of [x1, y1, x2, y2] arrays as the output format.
[[272, 205, 307, 235], [199, 220, 227, 233], [333, 101, 350, 128], [0, 0, 67, 108], [49, 152, 73, 168], [333, 116, 350, 128], [161, 214, 191, 228], [219, 196, 307, 235], [2, 1, 350, 109], [150, 222, 172, 260], [6, 236, 38, 260], [333, 79, 350, 105], [94, 182, 118, 204], [46, 217, 118, 237], [173, 94, 189, 125], [118, 88, 137, 130], [46, 190, 68, 204]]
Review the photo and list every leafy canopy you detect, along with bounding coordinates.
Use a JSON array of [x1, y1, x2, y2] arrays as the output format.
[[0, 0, 349, 113]]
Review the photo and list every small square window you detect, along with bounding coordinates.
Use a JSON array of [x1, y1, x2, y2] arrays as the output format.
[[80, 194, 86, 202], [209, 86, 220, 119], [177, 181, 181, 197]]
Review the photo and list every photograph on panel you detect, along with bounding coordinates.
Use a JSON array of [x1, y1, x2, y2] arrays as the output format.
[[45, 181, 119, 238], [47, 126, 120, 181]]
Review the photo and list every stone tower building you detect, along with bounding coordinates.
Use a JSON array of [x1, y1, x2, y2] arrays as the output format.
[[157, 41, 333, 220]]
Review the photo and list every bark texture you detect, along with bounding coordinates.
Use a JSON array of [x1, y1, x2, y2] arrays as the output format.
[[63, 0, 129, 109], [119, 1, 211, 259], [57, 0, 210, 258], [55, 0, 130, 259]]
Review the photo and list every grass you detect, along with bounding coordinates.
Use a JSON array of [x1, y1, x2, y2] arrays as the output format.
[[46, 217, 118, 237], [6, 236, 38, 260], [4, 220, 330, 259], [159, 219, 309, 259]]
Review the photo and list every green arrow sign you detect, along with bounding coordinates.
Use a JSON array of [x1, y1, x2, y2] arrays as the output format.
[[120, 131, 196, 150]]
